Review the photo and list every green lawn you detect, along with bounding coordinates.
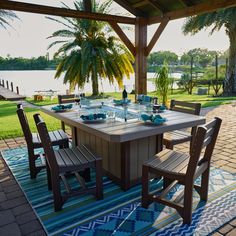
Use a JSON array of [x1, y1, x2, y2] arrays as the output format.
[[1, 88, 235, 139], [26, 88, 236, 109], [0, 100, 61, 139]]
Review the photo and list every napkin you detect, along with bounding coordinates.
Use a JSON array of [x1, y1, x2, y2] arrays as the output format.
[[80, 113, 106, 121], [51, 104, 73, 111], [143, 95, 152, 103], [159, 105, 166, 111], [141, 114, 166, 125], [113, 99, 131, 105]]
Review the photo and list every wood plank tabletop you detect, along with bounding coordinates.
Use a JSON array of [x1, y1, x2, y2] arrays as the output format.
[[41, 104, 206, 142]]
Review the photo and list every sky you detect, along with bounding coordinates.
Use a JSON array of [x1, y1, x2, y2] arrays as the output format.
[[0, 0, 230, 58]]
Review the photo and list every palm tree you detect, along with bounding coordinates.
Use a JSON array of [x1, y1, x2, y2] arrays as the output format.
[[182, 7, 236, 95], [48, 0, 134, 95], [0, 10, 18, 29]]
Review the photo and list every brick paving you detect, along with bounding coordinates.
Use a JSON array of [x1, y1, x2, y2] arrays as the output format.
[[0, 104, 236, 235], [0, 137, 46, 236]]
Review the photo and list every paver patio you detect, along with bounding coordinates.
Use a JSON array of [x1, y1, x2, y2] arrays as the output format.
[[0, 103, 235, 235]]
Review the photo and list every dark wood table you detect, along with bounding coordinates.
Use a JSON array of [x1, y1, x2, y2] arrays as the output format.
[[41, 104, 205, 190]]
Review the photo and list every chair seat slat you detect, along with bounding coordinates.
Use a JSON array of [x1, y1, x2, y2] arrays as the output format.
[[71, 147, 91, 164], [63, 148, 82, 166]]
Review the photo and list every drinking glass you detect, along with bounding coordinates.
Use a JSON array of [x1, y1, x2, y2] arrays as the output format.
[[136, 94, 143, 119], [106, 110, 116, 122]]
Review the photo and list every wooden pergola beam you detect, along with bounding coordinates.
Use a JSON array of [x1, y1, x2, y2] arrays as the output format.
[[147, 0, 165, 14], [132, 0, 148, 8], [109, 21, 136, 56], [0, 0, 136, 25], [178, 0, 192, 7], [132, 0, 164, 14], [113, 0, 146, 17], [148, 0, 236, 24], [146, 17, 169, 56]]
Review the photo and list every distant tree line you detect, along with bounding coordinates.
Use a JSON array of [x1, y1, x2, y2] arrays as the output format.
[[0, 48, 228, 74], [147, 48, 228, 72], [0, 55, 61, 70]]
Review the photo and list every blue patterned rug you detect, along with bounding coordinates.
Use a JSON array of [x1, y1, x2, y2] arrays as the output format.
[[1, 147, 236, 236]]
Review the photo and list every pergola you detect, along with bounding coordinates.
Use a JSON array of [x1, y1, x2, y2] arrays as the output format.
[[1, 0, 236, 94]]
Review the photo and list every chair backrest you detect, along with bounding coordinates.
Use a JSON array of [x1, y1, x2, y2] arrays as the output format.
[[16, 104, 33, 146], [170, 100, 201, 115], [186, 117, 222, 179], [58, 94, 75, 104], [33, 114, 58, 171]]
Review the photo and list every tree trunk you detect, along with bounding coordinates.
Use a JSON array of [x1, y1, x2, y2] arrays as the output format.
[[223, 29, 236, 95], [91, 72, 99, 95]]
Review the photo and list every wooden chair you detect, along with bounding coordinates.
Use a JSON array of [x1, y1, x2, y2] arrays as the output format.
[[16, 104, 69, 179], [34, 114, 103, 211], [58, 94, 75, 131], [163, 100, 201, 150], [142, 117, 222, 224]]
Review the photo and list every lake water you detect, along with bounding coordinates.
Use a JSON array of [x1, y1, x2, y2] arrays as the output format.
[[0, 70, 181, 97]]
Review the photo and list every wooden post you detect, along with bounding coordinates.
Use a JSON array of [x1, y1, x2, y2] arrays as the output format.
[[6, 81, 9, 89], [135, 17, 148, 95], [215, 54, 218, 81], [16, 86, 19, 94], [11, 82, 14, 92], [2, 80, 5, 87], [190, 56, 193, 94]]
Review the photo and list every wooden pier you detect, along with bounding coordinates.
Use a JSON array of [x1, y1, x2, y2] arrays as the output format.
[[0, 79, 26, 101]]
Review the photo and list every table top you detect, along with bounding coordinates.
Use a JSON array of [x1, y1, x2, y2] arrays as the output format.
[[41, 103, 206, 142]]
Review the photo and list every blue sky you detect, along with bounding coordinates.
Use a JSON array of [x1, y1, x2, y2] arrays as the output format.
[[0, 0, 229, 58]]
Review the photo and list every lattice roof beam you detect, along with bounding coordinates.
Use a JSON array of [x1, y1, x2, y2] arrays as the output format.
[[178, 0, 193, 7], [148, 0, 166, 13], [113, 0, 146, 17]]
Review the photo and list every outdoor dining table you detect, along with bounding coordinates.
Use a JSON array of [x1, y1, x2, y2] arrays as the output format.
[[41, 103, 206, 190]]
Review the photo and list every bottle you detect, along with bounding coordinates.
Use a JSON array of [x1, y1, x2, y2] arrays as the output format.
[[122, 86, 128, 100], [153, 97, 158, 105]]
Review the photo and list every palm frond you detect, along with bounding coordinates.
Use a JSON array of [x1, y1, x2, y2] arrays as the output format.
[[0, 10, 19, 29]]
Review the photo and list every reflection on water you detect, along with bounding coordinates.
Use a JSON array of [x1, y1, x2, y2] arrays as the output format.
[[0, 70, 181, 97]]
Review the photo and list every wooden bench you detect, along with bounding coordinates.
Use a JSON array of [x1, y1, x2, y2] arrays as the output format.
[[34, 114, 103, 211]]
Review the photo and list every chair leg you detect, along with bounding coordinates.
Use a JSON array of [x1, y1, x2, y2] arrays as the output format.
[[182, 183, 193, 225], [61, 121, 65, 132], [165, 142, 174, 150], [46, 161, 52, 190], [95, 160, 103, 200], [51, 173, 62, 211], [142, 165, 151, 208], [64, 140, 69, 148], [81, 168, 91, 182], [28, 149, 37, 179], [199, 168, 210, 201]]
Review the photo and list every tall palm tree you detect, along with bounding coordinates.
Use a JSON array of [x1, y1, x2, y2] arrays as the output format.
[[48, 0, 134, 95], [182, 7, 236, 95], [0, 10, 18, 29]]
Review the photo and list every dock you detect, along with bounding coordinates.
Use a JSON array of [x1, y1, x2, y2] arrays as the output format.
[[0, 79, 26, 101]]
